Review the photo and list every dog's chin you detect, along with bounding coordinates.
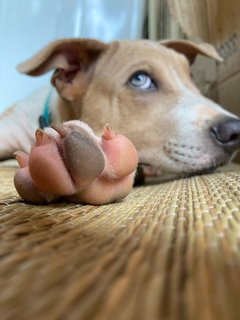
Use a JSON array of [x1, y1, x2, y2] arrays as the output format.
[[139, 156, 229, 182], [179, 165, 218, 178], [141, 164, 217, 180], [171, 154, 232, 179]]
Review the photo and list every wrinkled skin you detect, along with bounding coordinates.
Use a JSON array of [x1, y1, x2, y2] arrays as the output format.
[[14, 120, 138, 205]]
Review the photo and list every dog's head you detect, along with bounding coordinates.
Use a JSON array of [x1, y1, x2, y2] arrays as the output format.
[[18, 38, 240, 177]]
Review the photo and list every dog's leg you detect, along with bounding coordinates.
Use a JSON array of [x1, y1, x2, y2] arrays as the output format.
[[0, 87, 51, 160], [14, 120, 138, 205], [0, 105, 37, 159]]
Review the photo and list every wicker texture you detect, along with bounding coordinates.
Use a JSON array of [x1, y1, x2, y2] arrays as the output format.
[[0, 166, 240, 320]]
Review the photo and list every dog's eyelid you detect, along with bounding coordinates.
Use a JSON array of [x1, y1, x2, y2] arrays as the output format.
[[129, 70, 154, 80]]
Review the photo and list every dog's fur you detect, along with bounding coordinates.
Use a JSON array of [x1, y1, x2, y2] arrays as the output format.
[[0, 38, 239, 178]]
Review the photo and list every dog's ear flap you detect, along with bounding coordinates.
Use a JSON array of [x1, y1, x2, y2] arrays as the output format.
[[160, 39, 223, 64], [17, 38, 108, 100], [17, 38, 107, 75]]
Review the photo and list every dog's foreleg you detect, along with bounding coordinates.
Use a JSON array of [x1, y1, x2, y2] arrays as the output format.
[[0, 104, 38, 159], [0, 86, 52, 160]]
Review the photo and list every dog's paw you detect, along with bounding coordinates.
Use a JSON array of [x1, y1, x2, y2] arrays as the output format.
[[14, 120, 138, 205]]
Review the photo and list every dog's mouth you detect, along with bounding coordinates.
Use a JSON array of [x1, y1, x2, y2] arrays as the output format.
[[138, 139, 234, 182], [138, 162, 162, 177]]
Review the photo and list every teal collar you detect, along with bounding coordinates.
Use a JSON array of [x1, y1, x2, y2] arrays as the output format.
[[39, 90, 52, 128]]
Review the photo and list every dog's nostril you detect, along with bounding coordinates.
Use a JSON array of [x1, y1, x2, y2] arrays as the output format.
[[230, 133, 240, 141], [211, 118, 240, 153]]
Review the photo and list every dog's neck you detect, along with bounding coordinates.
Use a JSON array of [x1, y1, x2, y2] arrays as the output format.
[[50, 91, 81, 124]]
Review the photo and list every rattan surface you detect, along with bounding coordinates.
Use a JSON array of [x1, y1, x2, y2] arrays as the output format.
[[0, 165, 240, 320]]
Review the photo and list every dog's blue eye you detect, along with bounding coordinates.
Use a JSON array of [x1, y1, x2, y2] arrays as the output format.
[[129, 72, 156, 91]]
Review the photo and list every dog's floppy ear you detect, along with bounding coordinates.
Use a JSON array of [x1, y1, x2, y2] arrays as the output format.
[[160, 39, 222, 64], [17, 38, 108, 100]]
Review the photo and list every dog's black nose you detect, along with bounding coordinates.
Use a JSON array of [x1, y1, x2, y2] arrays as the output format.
[[211, 118, 240, 152]]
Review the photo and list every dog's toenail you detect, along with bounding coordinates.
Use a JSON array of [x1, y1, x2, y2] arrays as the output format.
[[35, 129, 44, 144], [51, 123, 68, 137]]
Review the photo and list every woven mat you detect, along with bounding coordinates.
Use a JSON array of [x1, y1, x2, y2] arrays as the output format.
[[0, 165, 240, 320]]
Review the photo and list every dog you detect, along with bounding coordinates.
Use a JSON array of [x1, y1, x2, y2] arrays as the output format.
[[1, 38, 240, 180]]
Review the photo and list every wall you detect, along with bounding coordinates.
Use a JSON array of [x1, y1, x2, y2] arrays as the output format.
[[167, 0, 240, 161]]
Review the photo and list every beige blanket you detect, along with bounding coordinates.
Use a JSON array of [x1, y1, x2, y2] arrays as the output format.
[[0, 165, 240, 320]]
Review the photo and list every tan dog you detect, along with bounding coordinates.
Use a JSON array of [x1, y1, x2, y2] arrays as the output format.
[[1, 38, 240, 178]]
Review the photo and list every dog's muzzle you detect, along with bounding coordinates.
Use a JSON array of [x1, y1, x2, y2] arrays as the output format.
[[211, 118, 240, 153]]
